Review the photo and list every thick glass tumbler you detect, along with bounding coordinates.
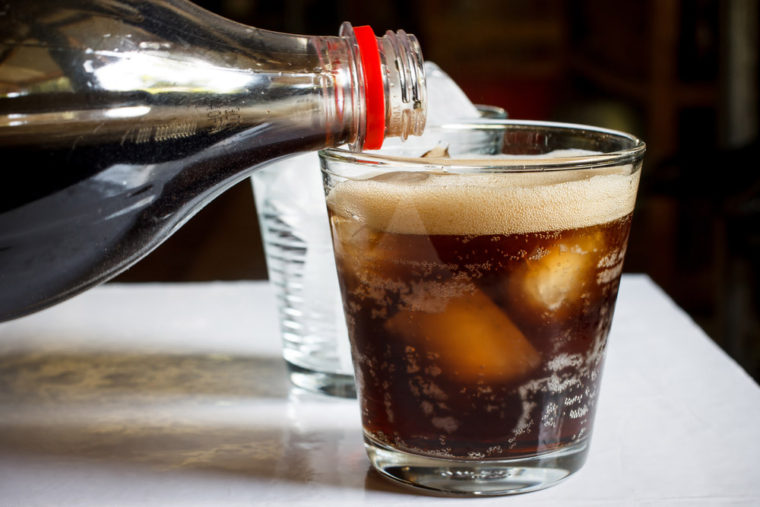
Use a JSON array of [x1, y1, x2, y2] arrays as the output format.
[[320, 121, 645, 496]]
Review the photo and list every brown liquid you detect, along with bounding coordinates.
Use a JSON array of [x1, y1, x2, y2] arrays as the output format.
[[330, 212, 633, 459]]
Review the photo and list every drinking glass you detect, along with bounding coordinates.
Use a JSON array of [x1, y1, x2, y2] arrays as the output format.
[[320, 120, 645, 495]]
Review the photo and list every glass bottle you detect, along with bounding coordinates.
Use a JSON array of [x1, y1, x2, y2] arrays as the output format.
[[0, 0, 426, 321]]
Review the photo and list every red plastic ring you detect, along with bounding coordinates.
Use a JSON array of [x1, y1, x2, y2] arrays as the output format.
[[353, 25, 385, 150]]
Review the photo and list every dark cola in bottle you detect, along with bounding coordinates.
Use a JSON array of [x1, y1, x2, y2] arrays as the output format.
[[0, 0, 426, 321]]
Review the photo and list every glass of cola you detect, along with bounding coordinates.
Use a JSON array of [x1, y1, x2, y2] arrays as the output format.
[[320, 120, 645, 496]]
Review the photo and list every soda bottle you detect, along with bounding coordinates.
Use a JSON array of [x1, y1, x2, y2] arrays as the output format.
[[0, 0, 426, 321]]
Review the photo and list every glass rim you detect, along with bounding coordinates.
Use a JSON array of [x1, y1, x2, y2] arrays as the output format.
[[320, 119, 646, 173]]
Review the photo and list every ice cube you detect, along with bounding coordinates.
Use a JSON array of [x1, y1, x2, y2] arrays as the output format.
[[385, 289, 540, 383], [329, 214, 401, 284], [508, 231, 606, 317], [329, 212, 440, 286], [421, 145, 450, 158], [329, 215, 372, 272]]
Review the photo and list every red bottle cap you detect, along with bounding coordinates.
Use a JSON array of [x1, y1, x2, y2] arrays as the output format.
[[353, 25, 385, 150]]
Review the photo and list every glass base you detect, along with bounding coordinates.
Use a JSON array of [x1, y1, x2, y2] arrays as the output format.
[[364, 434, 589, 496], [285, 361, 356, 398]]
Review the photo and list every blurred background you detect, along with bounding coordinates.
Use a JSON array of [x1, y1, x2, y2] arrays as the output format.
[[114, 0, 760, 381]]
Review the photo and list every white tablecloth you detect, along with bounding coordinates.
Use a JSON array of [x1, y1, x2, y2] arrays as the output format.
[[0, 275, 758, 506]]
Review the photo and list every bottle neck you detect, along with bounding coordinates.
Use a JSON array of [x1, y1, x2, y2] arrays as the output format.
[[318, 23, 427, 151]]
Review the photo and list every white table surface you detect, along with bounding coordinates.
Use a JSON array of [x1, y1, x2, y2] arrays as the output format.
[[0, 275, 758, 506]]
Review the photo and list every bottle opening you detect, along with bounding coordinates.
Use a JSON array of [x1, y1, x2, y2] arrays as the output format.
[[339, 22, 426, 151], [379, 30, 426, 142]]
